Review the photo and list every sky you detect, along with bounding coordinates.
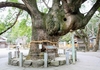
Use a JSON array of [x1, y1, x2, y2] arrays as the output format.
[[80, 0, 94, 14]]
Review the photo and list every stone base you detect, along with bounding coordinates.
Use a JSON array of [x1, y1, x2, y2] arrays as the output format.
[[59, 60, 66, 65], [9, 53, 76, 67], [32, 59, 44, 67], [11, 58, 19, 66], [23, 60, 32, 67], [50, 60, 59, 67]]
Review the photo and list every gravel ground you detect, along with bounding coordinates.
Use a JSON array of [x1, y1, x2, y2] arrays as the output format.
[[0, 48, 100, 70]]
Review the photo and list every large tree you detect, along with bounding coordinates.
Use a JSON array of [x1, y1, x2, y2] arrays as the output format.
[[0, 0, 100, 59]]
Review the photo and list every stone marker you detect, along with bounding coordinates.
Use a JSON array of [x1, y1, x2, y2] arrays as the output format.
[[19, 52, 23, 67], [44, 53, 48, 68], [66, 51, 69, 65], [8, 52, 12, 65], [75, 50, 77, 61]]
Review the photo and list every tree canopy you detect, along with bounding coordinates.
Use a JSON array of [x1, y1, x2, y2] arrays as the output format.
[[0, 0, 100, 36]]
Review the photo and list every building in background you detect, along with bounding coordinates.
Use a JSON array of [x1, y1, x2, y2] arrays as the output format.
[[0, 36, 7, 48]]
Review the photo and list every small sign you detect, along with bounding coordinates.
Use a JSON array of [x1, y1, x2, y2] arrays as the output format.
[[39, 44, 42, 49]]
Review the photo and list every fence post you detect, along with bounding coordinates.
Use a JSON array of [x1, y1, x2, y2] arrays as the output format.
[[19, 52, 23, 67], [14, 51, 16, 58], [75, 50, 77, 61], [71, 32, 75, 64], [44, 53, 48, 68], [8, 52, 12, 65], [66, 51, 69, 65]]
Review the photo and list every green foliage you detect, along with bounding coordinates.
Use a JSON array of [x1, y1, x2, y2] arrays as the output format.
[[7, 17, 31, 43], [98, 8, 100, 12], [0, 8, 32, 43], [86, 11, 100, 35], [0, 22, 5, 32], [36, 0, 40, 2], [19, 19, 31, 36], [8, 0, 18, 3], [43, 8, 49, 13], [59, 33, 71, 42]]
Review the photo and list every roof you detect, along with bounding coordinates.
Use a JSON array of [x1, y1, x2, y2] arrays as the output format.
[[0, 40, 6, 42], [0, 36, 7, 42]]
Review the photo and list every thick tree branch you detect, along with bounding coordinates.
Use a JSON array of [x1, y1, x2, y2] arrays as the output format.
[[22, 0, 40, 16], [75, 31, 82, 38], [96, 15, 100, 18], [50, 0, 60, 12], [62, 0, 84, 14], [82, 0, 87, 3], [94, 23, 100, 51], [83, 0, 100, 27], [0, 2, 29, 13], [22, 0, 44, 29], [86, 26, 94, 35], [42, 0, 50, 9], [80, 29, 88, 39], [0, 10, 21, 35], [63, 0, 86, 4], [52, 0, 60, 8]]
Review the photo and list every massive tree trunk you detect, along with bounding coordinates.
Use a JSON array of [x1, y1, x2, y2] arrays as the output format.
[[28, 15, 60, 59], [28, 16, 60, 59], [22, 0, 62, 59]]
